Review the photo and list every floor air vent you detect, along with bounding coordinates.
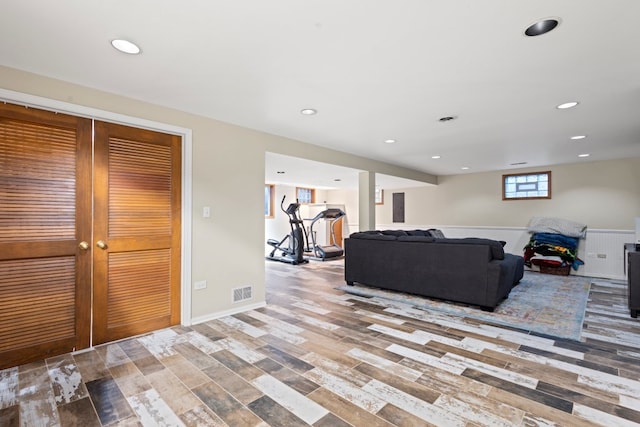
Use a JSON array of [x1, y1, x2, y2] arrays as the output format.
[[233, 286, 253, 303]]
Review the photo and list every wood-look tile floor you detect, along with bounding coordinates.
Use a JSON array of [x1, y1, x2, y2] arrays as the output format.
[[1, 260, 640, 426]]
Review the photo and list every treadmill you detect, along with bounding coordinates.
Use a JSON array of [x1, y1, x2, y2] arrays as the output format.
[[305, 208, 346, 260]]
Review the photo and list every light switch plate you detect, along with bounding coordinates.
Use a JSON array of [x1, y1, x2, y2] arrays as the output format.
[[194, 280, 207, 290], [202, 206, 211, 218]]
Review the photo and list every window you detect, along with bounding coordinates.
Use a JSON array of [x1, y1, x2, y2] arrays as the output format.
[[296, 187, 315, 204], [375, 188, 384, 205], [503, 171, 551, 200], [265, 184, 275, 217]]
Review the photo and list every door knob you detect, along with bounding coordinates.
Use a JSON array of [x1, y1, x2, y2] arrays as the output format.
[[78, 241, 89, 250], [96, 240, 107, 249]]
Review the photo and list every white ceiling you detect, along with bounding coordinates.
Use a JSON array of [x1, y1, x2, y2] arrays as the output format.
[[265, 152, 429, 191], [2, 1, 640, 189]]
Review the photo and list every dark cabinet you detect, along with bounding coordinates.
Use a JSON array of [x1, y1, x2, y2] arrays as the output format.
[[627, 243, 640, 318]]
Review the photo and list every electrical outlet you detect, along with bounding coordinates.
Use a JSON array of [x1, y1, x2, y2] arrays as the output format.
[[194, 280, 207, 290]]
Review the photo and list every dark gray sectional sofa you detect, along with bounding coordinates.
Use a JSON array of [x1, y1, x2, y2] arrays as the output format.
[[344, 230, 525, 311]]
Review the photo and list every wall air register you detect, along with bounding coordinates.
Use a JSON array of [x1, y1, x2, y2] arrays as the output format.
[[233, 286, 253, 303]]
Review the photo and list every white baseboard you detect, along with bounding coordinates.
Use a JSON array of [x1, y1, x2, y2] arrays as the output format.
[[189, 301, 267, 326]]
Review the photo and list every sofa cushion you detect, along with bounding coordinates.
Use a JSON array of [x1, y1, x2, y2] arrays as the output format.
[[349, 232, 397, 241], [406, 229, 429, 236], [434, 237, 505, 260], [397, 235, 436, 243], [381, 230, 408, 237]]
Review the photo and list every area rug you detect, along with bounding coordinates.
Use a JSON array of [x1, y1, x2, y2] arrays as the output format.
[[337, 272, 592, 341]]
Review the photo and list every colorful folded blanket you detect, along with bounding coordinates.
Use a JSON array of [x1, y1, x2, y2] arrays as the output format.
[[531, 233, 579, 251]]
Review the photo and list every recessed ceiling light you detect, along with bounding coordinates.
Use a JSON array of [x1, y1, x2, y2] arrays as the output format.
[[384, 139, 396, 144], [431, 155, 441, 159], [111, 39, 141, 54], [557, 101, 578, 109], [524, 18, 560, 37], [578, 153, 590, 158], [570, 135, 587, 140], [300, 108, 317, 115], [461, 167, 470, 170], [334, 178, 341, 182]]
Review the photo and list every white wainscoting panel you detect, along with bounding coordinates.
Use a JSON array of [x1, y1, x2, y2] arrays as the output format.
[[581, 230, 633, 280]]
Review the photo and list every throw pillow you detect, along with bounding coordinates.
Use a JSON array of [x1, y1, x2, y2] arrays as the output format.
[[427, 228, 446, 238]]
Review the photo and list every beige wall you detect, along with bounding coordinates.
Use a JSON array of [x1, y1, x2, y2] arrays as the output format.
[[375, 158, 640, 230], [0, 65, 432, 322], [0, 65, 270, 319]]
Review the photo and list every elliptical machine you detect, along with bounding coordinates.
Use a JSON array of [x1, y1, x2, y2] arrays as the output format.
[[266, 196, 308, 265]]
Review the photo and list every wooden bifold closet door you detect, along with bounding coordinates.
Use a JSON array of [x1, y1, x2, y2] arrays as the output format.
[[0, 103, 181, 369], [92, 121, 181, 345], [0, 104, 92, 368]]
